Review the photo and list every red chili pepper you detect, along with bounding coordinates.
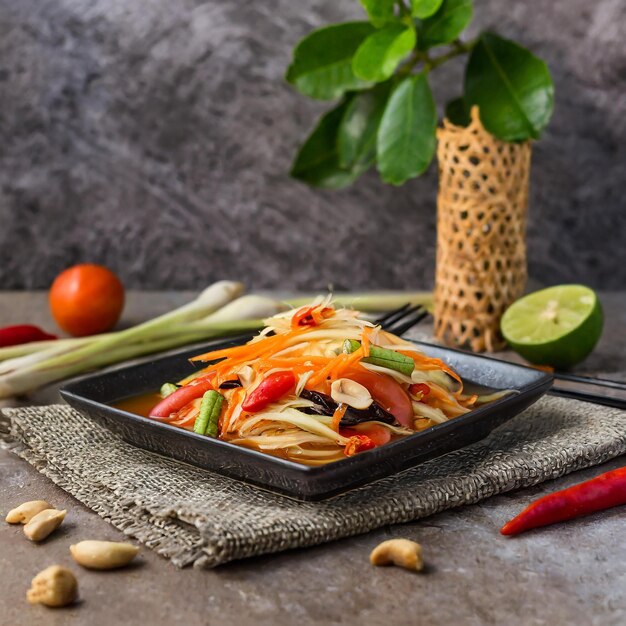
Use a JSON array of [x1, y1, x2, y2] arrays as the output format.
[[343, 435, 375, 456], [0, 325, 57, 348], [149, 379, 214, 419], [500, 466, 626, 536], [292, 306, 317, 328], [242, 371, 296, 413], [409, 383, 430, 398], [291, 305, 333, 328]]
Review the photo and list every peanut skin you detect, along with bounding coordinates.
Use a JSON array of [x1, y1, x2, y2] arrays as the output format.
[[27, 565, 78, 608], [70, 540, 139, 570], [5, 501, 52, 524], [23, 509, 66, 542]]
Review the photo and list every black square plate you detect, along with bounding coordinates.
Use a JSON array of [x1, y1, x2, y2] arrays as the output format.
[[60, 337, 552, 501]]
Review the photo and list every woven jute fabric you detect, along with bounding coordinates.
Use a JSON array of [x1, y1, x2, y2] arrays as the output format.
[[435, 107, 532, 352], [1, 397, 625, 568]]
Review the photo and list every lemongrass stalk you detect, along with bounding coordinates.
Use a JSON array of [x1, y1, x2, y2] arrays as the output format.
[[14, 281, 243, 375], [0, 293, 275, 365], [0, 292, 278, 380], [285, 291, 434, 313], [184, 295, 286, 328], [0, 320, 264, 398], [0, 338, 94, 376], [0, 291, 286, 398], [0, 337, 93, 362]]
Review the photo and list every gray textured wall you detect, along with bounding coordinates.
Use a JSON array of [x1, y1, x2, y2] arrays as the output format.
[[0, 0, 625, 291]]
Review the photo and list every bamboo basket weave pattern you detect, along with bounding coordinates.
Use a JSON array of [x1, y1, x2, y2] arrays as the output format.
[[434, 107, 532, 352]]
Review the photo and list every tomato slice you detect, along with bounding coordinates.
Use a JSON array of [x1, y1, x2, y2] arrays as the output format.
[[149, 378, 214, 419], [348, 370, 413, 427]]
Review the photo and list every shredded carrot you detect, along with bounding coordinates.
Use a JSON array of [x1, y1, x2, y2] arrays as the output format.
[[329, 346, 365, 381], [263, 356, 331, 368], [306, 346, 367, 388], [207, 333, 300, 378], [219, 388, 245, 435], [463, 394, 478, 406], [331, 404, 347, 431], [361, 327, 372, 357], [191, 330, 301, 363], [307, 355, 344, 388]]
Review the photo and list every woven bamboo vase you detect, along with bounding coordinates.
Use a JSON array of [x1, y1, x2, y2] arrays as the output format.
[[434, 107, 532, 352]]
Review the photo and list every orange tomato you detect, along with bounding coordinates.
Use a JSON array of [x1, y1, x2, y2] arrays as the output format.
[[49, 264, 125, 336]]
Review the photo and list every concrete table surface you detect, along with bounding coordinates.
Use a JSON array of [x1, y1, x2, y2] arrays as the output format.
[[0, 291, 625, 626]]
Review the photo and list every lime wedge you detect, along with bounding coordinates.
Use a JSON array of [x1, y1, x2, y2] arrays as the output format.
[[501, 285, 603, 369]]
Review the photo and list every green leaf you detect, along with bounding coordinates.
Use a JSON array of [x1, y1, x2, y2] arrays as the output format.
[[360, 0, 396, 27], [290, 98, 368, 189], [377, 73, 437, 185], [445, 97, 470, 126], [285, 22, 376, 100], [411, 0, 444, 19], [338, 82, 393, 168], [417, 0, 473, 49], [352, 24, 416, 83], [464, 32, 554, 141]]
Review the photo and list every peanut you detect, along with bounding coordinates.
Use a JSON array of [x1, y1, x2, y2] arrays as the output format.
[[331, 378, 372, 409], [70, 540, 139, 570], [23, 509, 66, 542], [5, 500, 52, 524], [370, 538, 424, 572], [27, 565, 78, 608]]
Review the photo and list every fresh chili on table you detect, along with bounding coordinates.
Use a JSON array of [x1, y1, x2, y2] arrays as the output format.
[[500, 466, 626, 536], [0, 325, 57, 348]]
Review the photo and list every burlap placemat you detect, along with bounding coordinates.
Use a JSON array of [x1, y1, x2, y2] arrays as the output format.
[[1, 397, 625, 568]]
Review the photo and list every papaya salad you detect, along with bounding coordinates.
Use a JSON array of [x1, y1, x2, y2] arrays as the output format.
[[145, 299, 500, 465]]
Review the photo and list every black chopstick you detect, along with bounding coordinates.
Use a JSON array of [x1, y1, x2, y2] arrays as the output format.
[[554, 372, 626, 391], [549, 387, 626, 410]]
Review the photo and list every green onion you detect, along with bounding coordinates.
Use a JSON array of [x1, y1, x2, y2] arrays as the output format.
[[343, 339, 415, 376], [343, 339, 362, 354], [193, 390, 223, 437], [160, 383, 180, 398]]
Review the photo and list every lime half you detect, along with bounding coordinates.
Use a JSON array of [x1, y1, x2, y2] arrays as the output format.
[[501, 285, 603, 369]]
